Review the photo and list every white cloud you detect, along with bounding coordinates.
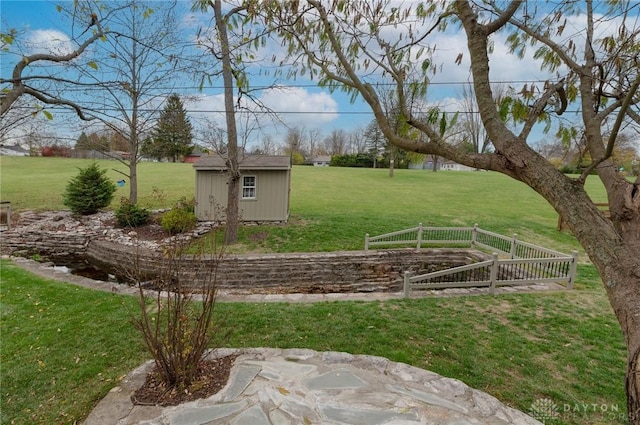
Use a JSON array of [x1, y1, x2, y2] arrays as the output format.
[[26, 29, 75, 56], [260, 86, 339, 126], [184, 86, 339, 130]]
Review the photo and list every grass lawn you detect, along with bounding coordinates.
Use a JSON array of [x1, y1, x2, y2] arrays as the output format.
[[0, 157, 628, 424], [0, 261, 626, 425], [0, 156, 194, 211], [0, 156, 606, 254]]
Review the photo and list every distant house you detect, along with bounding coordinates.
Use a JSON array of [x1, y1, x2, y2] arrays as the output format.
[[440, 160, 475, 171], [313, 155, 331, 167], [183, 145, 206, 163], [193, 155, 291, 222], [0, 144, 29, 156]]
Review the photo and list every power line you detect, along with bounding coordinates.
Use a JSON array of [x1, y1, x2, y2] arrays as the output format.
[[6, 106, 586, 115], [0, 79, 565, 93]]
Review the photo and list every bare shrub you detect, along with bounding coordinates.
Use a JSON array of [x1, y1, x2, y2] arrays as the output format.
[[129, 238, 227, 391]]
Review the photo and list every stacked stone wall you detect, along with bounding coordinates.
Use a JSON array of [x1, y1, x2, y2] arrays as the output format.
[[86, 240, 487, 292], [1, 230, 93, 258], [2, 226, 488, 293]]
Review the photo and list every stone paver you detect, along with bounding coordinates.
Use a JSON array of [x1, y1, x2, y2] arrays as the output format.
[[83, 348, 543, 425]]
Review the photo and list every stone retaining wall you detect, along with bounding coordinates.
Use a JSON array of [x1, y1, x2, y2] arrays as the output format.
[[86, 240, 487, 292], [0, 230, 94, 258], [1, 229, 488, 293]]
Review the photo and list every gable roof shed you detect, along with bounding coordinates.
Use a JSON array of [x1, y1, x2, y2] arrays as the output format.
[[193, 155, 291, 222]]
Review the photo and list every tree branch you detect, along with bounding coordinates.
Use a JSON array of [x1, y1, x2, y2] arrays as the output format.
[[1, 19, 106, 117], [519, 79, 565, 139], [605, 73, 640, 159], [486, 1, 522, 35], [22, 86, 94, 121], [502, 7, 582, 73]]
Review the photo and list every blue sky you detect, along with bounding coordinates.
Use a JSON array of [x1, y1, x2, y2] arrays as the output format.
[[1, 1, 380, 146], [2, 1, 617, 150]]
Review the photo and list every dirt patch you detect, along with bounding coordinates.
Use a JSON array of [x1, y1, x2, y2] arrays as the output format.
[[132, 355, 237, 406]]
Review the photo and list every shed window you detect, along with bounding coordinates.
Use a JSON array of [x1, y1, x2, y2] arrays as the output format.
[[242, 175, 256, 199]]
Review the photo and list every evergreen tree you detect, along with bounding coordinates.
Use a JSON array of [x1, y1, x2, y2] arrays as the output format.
[[152, 94, 193, 162], [75, 132, 91, 151], [141, 136, 163, 161], [63, 163, 116, 215], [363, 120, 385, 168]]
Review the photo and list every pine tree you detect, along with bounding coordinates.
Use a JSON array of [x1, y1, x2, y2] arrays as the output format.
[[75, 132, 91, 151], [364, 120, 385, 168], [63, 163, 116, 215], [152, 94, 193, 162]]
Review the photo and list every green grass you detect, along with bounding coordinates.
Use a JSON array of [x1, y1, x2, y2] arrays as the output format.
[[1, 156, 604, 254], [204, 166, 606, 256], [0, 157, 628, 424], [0, 156, 195, 211], [0, 261, 626, 425]]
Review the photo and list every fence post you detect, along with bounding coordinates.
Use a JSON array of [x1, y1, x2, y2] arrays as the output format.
[[489, 253, 499, 295], [510, 233, 518, 259], [403, 271, 411, 298], [567, 250, 578, 290], [471, 223, 478, 248], [365, 234, 369, 251], [417, 223, 423, 249]]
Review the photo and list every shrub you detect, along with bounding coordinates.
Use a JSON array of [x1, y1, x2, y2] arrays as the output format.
[[161, 208, 197, 234], [175, 196, 196, 213], [63, 163, 116, 215], [115, 198, 151, 228], [131, 239, 228, 394]]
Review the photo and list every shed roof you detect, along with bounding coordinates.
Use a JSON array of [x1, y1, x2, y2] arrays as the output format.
[[193, 155, 291, 171]]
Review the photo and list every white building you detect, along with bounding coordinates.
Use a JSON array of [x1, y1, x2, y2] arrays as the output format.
[[0, 145, 29, 156], [440, 160, 475, 171]]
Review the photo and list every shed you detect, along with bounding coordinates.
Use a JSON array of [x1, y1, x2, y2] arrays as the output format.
[[193, 155, 291, 222]]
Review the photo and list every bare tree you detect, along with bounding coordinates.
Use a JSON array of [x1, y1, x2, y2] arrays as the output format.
[[265, 1, 640, 420], [284, 126, 305, 160], [323, 129, 347, 155], [306, 127, 323, 159], [74, 1, 187, 204], [200, 121, 228, 155], [346, 125, 366, 154], [459, 82, 493, 155]]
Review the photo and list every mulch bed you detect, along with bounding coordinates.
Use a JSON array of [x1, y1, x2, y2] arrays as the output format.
[[106, 213, 169, 242], [131, 355, 237, 406]]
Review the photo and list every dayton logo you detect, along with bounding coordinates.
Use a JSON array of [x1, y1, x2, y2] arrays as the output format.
[[529, 398, 560, 423]]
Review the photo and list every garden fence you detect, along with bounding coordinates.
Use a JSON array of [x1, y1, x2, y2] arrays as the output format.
[[364, 224, 578, 297]]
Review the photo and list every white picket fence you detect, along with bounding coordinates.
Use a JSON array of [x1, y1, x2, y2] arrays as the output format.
[[364, 224, 578, 297]]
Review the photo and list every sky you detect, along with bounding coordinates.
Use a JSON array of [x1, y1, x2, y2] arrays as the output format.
[[2, 1, 629, 151], [1, 0, 378, 147]]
